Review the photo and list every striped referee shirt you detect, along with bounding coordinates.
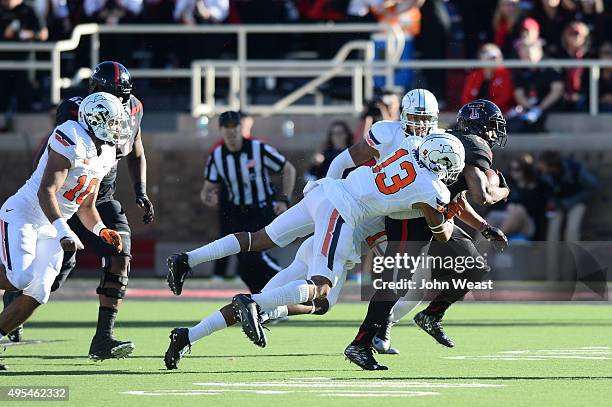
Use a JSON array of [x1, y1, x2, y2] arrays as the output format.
[[205, 139, 287, 207]]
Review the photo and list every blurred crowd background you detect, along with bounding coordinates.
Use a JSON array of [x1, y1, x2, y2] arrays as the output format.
[[1, 0, 612, 118]]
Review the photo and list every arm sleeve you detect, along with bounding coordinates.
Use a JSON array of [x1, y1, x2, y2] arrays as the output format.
[[204, 154, 220, 183], [262, 143, 287, 173]]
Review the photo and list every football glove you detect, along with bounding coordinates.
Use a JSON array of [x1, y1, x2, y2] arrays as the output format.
[[481, 225, 508, 252], [100, 228, 123, 253], [136, 194, 155, 224]]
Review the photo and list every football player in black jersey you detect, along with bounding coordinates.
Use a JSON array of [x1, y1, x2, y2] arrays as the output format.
[[1, 61, 153, 361], [345, 99, 511, 370]]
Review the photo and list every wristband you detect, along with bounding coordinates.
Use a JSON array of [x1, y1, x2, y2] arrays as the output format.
[[92, 221, 107, 236], [134, 181, 146, 197], [52, 218, 72, 240]]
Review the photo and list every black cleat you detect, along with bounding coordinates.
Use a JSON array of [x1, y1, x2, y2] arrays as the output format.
[[413, 311, 454, 348], [232, 294, 266, 348], [88, 336, 135, 361], [7, 325, 23, 343], [164, 328, 191, 370], [344, 344, 388, 370], [372, 319, 400, 355], [0, 364, 7, 371], [167, 253, 192, 296]]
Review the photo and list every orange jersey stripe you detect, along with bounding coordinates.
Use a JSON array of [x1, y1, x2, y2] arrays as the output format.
[[321, 209, 339, 257]]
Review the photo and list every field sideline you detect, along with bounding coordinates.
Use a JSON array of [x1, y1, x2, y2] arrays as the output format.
[[1, 301, 612, 406]]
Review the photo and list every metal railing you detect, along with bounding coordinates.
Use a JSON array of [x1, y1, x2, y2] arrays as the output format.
[[1, 23, 611, 116]]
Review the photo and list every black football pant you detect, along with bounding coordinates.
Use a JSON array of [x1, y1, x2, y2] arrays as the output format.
[[359, 217, 432, 333]]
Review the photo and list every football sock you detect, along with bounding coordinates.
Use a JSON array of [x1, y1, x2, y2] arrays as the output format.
[[188, 310, 227, 344], [423, 300, 451, 316], [96, 306, 117, 338], [389, 300, 421, 323], [187, 234, 241, 268], [251, 280, 311, 310], [351, 299, 396, 346], [351, 324, 379, 347], [262, 305, 289, 322]]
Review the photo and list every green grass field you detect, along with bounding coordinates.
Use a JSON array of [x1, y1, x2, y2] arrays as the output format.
[[2, 301, 612, 406]]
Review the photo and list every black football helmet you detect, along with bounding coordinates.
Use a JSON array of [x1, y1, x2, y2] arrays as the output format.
[[89, 61, 132, 104], [457, 99, 507, 147]]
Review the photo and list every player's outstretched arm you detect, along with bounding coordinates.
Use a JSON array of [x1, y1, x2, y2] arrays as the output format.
[[127, 130, 155, 224], [414, 202, 453, 242], [38, 148, 83, 252], [326, 139, 378, 179], [464, 164, 509, 206]]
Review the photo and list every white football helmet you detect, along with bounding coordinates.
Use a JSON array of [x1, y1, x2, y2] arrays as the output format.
[[78, 92, 130, 146], [418, 132, 465, 185], [400, 88, 439, 137]]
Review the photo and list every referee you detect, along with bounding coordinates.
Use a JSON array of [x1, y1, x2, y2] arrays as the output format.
[[195, 111, 296, 292]]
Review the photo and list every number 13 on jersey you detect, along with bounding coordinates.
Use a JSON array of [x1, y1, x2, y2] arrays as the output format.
[[371, 149, 417, 195]]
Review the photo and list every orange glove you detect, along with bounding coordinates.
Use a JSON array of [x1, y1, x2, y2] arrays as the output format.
[[100, 228, 123, 253]]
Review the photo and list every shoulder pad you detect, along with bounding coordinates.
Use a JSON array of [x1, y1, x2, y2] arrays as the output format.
[[458, 133, 493, 170], [49, 122, 82, 163], [365, 121, 402, 149]]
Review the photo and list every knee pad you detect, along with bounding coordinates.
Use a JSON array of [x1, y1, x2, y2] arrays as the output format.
[[96, 257, 129, 299]]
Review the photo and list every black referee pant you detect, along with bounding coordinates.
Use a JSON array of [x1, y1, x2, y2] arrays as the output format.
[[223, 203, 281, 293]]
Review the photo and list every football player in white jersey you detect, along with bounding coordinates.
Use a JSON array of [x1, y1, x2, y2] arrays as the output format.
[[0, 93, 126, 368], [164, 216, 387, 369], [166, 132, 464, 359]]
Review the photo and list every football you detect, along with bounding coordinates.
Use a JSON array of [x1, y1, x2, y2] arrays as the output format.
[[485, 168, 500, 187]]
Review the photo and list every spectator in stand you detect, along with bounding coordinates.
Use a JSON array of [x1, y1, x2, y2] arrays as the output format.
[[454, 0, 498, 59], [305, 120, 353, 181], [562, 0, 606, 47], [493, 0, 523, 57], [518, 17, 541, 44], [84, 0, 143, 64], [174, 0, 230, 63], [415, 0, 450, 106], [538, 151, 598, 242], [508, 37, 564, 132], [84, 0, 143, 24], [31, 0, 72, 40], [486, 154, 550, 241], [558, 21, 591, 111], [599, 41, 612, 112], [174, 0, 228, 24], [0, 0, 47, 116], [530, 0, 574, 55], [461, 43, 515, 113]]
